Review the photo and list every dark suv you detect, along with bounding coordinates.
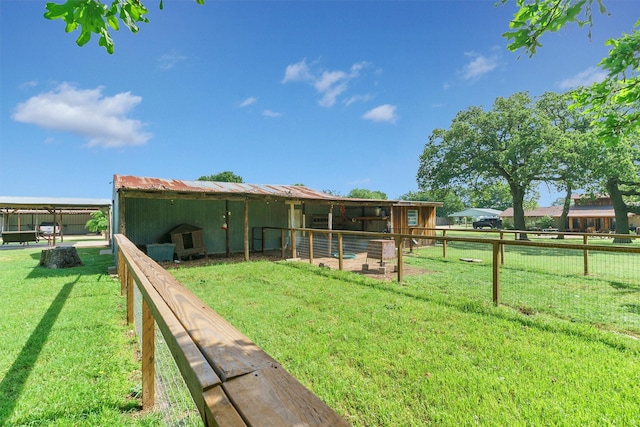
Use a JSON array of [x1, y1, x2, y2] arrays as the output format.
[[472, 217, 502, 229]]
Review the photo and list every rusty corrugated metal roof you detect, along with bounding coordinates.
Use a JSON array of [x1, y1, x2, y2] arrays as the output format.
[[113, 174, 374, 203]]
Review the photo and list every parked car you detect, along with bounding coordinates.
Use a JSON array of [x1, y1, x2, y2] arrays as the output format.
[[472, 217, 502, 229], [38, 222, 61, 235]]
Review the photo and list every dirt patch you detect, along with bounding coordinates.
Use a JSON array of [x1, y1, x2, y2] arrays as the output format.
[[159, 250, 429, 282]]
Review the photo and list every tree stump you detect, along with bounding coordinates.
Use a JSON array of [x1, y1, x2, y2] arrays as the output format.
[[40, 247, 84, 269]]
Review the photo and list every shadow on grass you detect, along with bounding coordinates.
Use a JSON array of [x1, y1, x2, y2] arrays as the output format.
[[0, 276, 78, 426], [279, 261, 640, 353]]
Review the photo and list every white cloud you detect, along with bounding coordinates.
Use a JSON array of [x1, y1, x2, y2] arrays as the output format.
[[558, 67, 607, 89], [282, 59, 370, 108], [460, 52, 498, 81], [12, 83, 151, 148], [282, 59, 314, 83], [362, 104, 398, 124], [239, 97, 257, 107], [262, 109, 283, 118], [344, 94, 372, 106], [158, 51, 188, 70]]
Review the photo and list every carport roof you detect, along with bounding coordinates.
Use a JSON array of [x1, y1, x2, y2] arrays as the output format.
[[0, 196, 111, 211]]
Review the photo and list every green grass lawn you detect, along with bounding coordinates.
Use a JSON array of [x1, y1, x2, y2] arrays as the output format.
[[0, 246, 159, 426], [170, 260, 640, 426], [405, 239, 640, 335]]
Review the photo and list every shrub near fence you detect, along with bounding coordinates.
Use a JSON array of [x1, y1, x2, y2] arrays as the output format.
[[114, 234, 349, 427]]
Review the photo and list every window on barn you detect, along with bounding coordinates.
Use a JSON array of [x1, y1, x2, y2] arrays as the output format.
[[407, 209, 418, 226]]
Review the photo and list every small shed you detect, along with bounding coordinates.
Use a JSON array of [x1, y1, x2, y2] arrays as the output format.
[[169, 224, 207, 260]]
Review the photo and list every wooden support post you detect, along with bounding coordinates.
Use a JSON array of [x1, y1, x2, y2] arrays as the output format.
[[338, 233, 343, 271], [492, 241, 500, 305], [291, 228, 297, 259], [409, 228, 414, 253], [141, 297, 155, 409], [308, 231, 314, 264], [396, 236, 403, 282], [244, 200, 250, 262], [281, 229, 285, 259], [583, 235, 589, 276], [442, 229, 447, 258], [126, 272, 134, 325], [225, 200, 230, 258]]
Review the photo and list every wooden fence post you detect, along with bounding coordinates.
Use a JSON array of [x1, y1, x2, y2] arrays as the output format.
[[126, 272, 134, 325], [492, 241, 500, 305], [141, 297, 155, 409], [118, 251, 125, 296], [338, 233, 344, 271], [308, 231, 314, 264], [396, 236, 403, 283], [442, 229, 447, 258], [583, 235, 589, 276], [500, 231, 505, 265]]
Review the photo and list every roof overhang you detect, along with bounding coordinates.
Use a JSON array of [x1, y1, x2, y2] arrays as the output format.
[[114, 175, 398, 207], [0, 196, 111, 212]]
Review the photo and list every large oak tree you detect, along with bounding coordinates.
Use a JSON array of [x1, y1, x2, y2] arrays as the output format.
[[417, 92, 559, 237]]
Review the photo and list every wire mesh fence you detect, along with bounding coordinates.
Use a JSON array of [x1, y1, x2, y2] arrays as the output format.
[[256, 227, 640, 334], [403, 231, 640, 335], [133, 285, 201, 426]]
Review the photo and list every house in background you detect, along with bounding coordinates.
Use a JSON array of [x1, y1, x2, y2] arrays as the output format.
[[112, 174, 441, 259], [500, 195, 638, 232]]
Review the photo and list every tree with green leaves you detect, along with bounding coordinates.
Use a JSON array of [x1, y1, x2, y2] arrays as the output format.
[[502, 0, 639, 145], [346, 188, 387, 200], [43, 0, 204, 54], [197, 171, 243, 183], [585, 135, 640, 241], [84, 210, 109, 233], [417, 92, 559, 238], [535, 91, 597, 236]]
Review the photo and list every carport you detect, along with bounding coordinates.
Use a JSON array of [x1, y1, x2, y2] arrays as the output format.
[[0, 197, 112, 246]]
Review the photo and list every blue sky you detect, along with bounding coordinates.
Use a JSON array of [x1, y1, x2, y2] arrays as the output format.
[[1, 1, 637, 206]]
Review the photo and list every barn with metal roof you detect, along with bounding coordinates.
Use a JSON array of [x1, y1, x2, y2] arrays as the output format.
[[112, 174, 440, 260]]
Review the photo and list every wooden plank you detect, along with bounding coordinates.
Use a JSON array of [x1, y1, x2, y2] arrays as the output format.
[[118, 236, 273, 381], [115, 234, 349, 426], [223, 364, 350, 427], [203, 386, 247, 427], [116, 237, 222, 412], [141, 297, 155, 408]]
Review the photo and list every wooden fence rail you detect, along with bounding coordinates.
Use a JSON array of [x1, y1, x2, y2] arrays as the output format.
[[114, 234, 349, 427], [259, 227, 640, 305]]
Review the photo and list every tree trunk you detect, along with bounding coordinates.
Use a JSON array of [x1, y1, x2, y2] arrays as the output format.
[[606, 178, 632, 244], [557, 185, 572, 240], [40, 247, 84, 269], [510, 184, 529, 240]]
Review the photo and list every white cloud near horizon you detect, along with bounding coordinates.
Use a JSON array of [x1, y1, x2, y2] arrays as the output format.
[[362, 104, 397, 124], [12, 83, 151, 148], [460, 51, 498, 81], [282, 58, 371, 107], [558, 67, 607, 89]]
